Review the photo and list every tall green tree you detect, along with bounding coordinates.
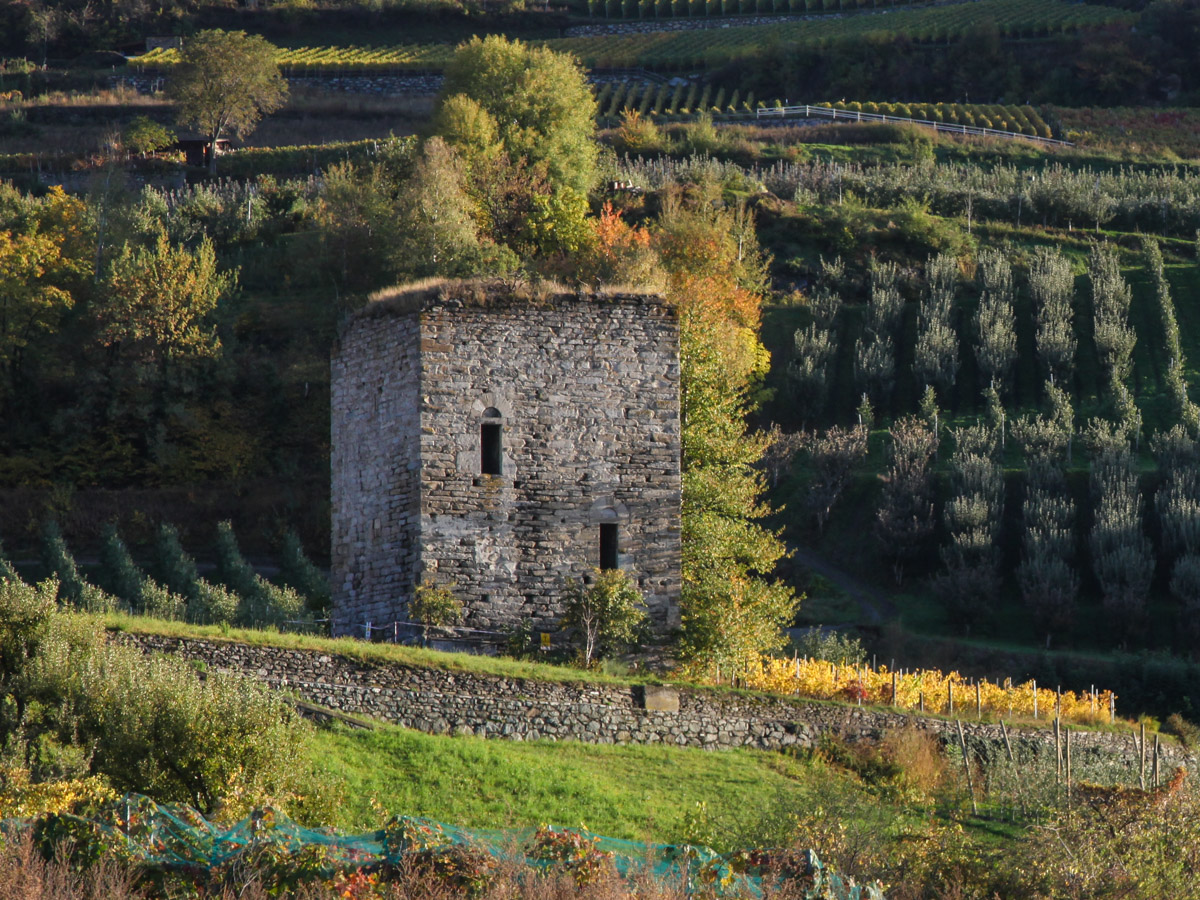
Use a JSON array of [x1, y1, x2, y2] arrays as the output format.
[[654, 199, 796, 674], [437, 35, 598, 198], [169, 29, 287, 175]]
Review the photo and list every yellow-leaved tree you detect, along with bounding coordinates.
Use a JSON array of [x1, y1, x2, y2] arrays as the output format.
[[653, 193, 797, 675]]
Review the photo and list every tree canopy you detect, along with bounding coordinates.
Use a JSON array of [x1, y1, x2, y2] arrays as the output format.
[[169, 29, 287, 174], [437, 35, 598, 197]]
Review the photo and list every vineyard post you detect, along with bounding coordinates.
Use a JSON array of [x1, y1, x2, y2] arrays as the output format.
[[1054, 717, 1061, 783], [956, 720, 978, 815], [1070, 734, 1080, 811], [976, 681, 982, 720], [1056, 686, 1061, 719], [1033, 680, 1038, 720], [1110, 693, 1115, 724], [1154, 733, 1160, 789], [1000, 719, 1014, 762], [1140, 723, 1146, 790], [920, 691, 925, 714], [948, 680, 954, 716], [892, 671, 897, 707]]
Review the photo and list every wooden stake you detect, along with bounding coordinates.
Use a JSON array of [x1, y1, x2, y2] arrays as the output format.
[[920, 691, 925, 714], [1033, 680, 1038, 720], [976, 681, 982, 720], [1154, 733, 1160, 789], [892, 671, 898, 708], [1140, 723, 1147, 791], [948, 680, 954, 716], [1000, 719, 1015, 763], [957, 719, 978, 815], [1054, 717, 1062, 782], [1066, 728, 1072, 806]]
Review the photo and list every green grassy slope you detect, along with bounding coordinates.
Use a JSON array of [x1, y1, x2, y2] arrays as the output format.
[[312, 723, 820, 844]]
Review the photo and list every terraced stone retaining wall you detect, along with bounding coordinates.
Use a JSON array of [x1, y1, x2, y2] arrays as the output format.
[[124, 633, 1194, 770]]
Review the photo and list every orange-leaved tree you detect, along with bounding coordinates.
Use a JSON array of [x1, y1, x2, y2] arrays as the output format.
[[653, 193, 796, 674]]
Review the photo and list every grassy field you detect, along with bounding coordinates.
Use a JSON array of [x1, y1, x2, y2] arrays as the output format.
[[104, 613, 667, 685], [311, 722, 824, 844]]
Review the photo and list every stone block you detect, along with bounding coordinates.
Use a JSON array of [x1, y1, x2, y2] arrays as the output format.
[[640, 685, 680, 713]]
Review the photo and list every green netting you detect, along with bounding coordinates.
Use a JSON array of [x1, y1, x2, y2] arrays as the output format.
[[7, 794, 885, 899]]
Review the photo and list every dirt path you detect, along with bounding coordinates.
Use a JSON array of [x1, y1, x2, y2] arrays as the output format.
[[789, 543, 897, 625]]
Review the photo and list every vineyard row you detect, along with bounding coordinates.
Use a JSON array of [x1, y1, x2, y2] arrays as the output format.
[[130, 0, 1134, 73]]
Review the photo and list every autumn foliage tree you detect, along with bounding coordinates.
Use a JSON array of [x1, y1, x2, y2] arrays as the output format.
[[654, 194, 795, 673], [97, 232, 230, 397]]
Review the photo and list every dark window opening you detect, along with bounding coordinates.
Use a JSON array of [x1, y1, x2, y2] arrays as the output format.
[[600, 523, 619, 571], [481, 423, 502, 475]]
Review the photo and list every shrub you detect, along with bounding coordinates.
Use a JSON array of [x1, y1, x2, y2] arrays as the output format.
[[139, 580, 186, 621], [615, 109, 664, 155], [97, 524, 147, 608], [792, 627, 866, 665], [39, 521, 87, 607], [278, 530, 330, 615], [215, 521, 307, 628], [1164, 713, 1200, 749], [0, 540, 21, 583], [562, 569, 647, 668], [410, 580, 463, 628], [76, 641, 312, 817], [189, 578, 239, 626]]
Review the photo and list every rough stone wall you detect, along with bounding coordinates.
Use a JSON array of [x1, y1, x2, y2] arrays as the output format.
[[416, 294, 681, 633], [124, 634, 1194, 770], [331, 314, 422, 635], [330, 288, 682, 637]]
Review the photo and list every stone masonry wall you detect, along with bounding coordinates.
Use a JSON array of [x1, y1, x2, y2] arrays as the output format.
[[416, 294, 681, 633], [330, 314, 422, 635], [124, 634, 1194, 771], [330, 287, 682, 637]]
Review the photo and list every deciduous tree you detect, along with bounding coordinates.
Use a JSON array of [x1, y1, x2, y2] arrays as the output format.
[[169, 29, 287, 175]]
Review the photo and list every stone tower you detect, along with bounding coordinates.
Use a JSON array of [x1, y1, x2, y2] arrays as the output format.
[[330, 281, 682, 638]]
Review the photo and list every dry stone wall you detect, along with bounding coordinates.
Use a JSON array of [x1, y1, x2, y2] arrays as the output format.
[[124, 634, 1194, 770], [331, 287, 682, 638]]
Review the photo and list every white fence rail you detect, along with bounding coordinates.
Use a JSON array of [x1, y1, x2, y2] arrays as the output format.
[[756, 104, 1072, 146]]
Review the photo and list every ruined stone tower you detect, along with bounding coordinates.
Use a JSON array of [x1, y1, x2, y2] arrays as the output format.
[[330, 281, 681, 638]]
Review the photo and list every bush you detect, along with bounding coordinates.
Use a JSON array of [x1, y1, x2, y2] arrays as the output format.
[[410, 580, 463, 628], [0, 540, 21, 583], [97, 524, 147, 608], [278, 530, 330, 615], [0, 576, 323, 821], [562, 569, 647, 668], [1164, 713, 1200, 749], [139, 580, 186, 621], [215, 521, 307, 628], [77, 643, 313, 817], [39, 521, 87, 607], [189, 578, 240, 626], [792, 627, 867, 665]]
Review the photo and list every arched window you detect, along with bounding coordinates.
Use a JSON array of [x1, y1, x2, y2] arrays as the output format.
[[481, 407, 502, 475]]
